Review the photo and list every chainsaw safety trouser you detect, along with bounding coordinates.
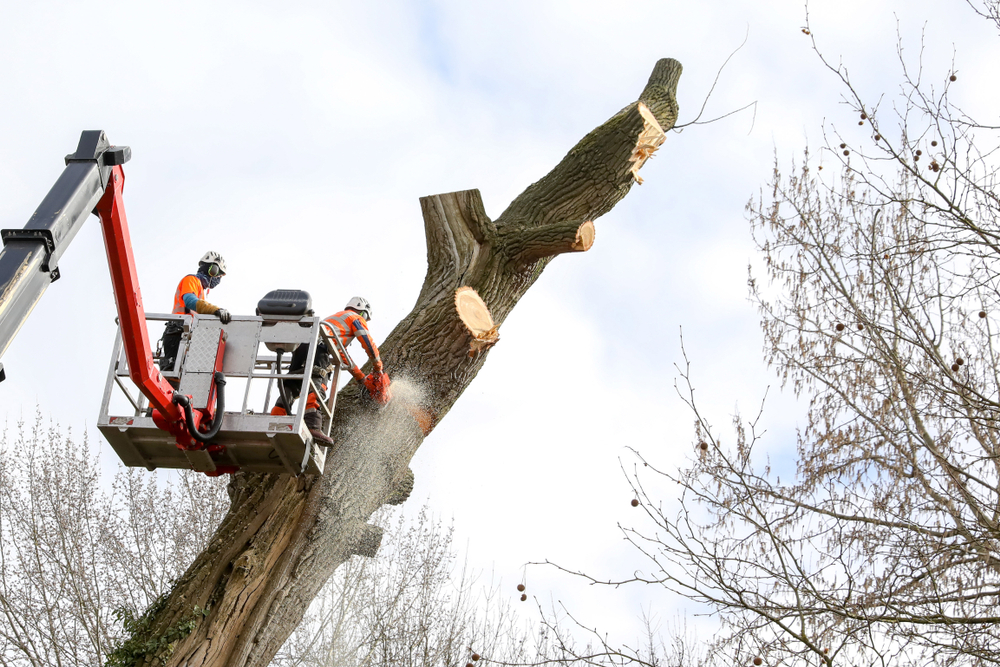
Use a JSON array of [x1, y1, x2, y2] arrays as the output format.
[[272, 340, 330, 415], [274, 340, 330, 406], [272, 380, 327, 414]]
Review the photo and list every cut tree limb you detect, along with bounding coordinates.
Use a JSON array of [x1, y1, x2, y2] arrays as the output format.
[[504, 219, 596, 264], [124, 57, 682, 667]]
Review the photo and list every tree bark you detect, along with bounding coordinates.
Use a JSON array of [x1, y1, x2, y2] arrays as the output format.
[[122, 57, 682, 667]]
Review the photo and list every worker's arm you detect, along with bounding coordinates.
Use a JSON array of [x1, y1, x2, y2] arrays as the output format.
[[183, 292, 230, 324], [351, 319, 383, 372]]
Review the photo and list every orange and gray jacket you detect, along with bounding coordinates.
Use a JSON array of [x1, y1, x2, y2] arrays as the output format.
[[324, 310, 381, 377], [172, 274, 222, 316]]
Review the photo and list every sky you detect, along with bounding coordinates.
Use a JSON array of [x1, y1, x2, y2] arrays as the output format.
[[0, 0, 997, 653]]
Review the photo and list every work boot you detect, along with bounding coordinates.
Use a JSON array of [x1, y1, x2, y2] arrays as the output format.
[[304, 411, 335, 446]]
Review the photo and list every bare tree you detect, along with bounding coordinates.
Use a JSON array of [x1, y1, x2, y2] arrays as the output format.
[[274, 504, 551, 667], [564, 6, 1000, 667], [0, 415, 709, 667], [0, 412, 228, 667], [513, 603, 711, 667], [0, 415, 561, 667]]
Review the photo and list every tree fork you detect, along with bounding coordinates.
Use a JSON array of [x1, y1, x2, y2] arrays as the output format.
[[131, 57, 681, 667]]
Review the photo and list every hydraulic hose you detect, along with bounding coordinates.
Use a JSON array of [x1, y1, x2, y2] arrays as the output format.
[[173, 371, 226, 443], [275, 349, 291, 413]]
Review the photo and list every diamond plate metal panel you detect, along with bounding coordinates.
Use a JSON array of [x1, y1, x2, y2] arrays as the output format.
[[185, 321, 225, 373], [178, 372, 213, 408]]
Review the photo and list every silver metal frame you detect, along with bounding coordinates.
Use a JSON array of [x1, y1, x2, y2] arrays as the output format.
[[316, 320, 358, 436], [97, 311, 352, 476]]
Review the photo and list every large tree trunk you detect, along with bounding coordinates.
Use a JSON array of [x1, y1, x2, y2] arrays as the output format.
[[116, 58, 681, 667]]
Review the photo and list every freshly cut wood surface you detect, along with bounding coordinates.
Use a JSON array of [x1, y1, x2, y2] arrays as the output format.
[[629, 101, 667, 184], [455, 286, 499, 355], [572, 220, 596, 252], [455, 286, 495, 336]]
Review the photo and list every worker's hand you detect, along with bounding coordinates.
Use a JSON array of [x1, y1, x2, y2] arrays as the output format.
[[215, 308, 231, 324], [374, 360, 383, 373], [352, 367, 366, 382]]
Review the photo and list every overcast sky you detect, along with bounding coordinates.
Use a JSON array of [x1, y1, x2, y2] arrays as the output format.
[[1, 0, 997, 650]]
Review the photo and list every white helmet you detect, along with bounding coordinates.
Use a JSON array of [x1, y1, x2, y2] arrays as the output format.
[[199, 251, 227, 276], [346, 296, 372, 320]]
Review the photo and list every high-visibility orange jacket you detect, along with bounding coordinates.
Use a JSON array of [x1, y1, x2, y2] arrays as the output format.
[[172, 275, 207, 315], [323, 309, 381, 376]]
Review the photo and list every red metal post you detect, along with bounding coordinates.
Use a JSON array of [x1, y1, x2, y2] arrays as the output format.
[[206, 329, 226, 420]]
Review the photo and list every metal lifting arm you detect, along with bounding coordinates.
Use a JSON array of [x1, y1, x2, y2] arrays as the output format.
[[0, 131, 182, 425], [0, 131, 125, 382]]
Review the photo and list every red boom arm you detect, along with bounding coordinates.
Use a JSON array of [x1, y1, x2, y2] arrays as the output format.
[[93, 166, 187, 431]]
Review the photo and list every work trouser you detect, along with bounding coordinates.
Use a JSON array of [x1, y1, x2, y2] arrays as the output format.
[[160, 321, 184, 375], [272, 341, 330, 414], [273, 375, 328, 413]]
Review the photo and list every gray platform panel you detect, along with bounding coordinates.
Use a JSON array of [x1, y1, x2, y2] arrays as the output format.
[[98, 312, 334, 476]]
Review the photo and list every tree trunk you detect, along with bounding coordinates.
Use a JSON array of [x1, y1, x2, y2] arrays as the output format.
[[115, 57, 682, 667]]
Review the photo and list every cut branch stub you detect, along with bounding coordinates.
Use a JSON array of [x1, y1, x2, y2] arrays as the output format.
[[496, 57, 681, 229], [455, 286, 499, 356], [349, 524, 383, 558], [572, 220, 596, 251], [416, 190, 495, 311], [504, 219, 596, 265]]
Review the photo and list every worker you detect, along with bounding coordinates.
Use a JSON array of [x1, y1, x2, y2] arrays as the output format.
[[325, 296, 391, 406], [271, 296, 389, 446], [159, 251, 231, 375]]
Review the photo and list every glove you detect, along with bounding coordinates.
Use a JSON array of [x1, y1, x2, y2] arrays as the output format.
[[195, 299, 229, 324], [351, 367, 366, 382], [374, 360, 383, 373]]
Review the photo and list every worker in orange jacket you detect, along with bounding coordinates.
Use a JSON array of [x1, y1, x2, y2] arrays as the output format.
[[271, 296, 389, 446], [159, 251, 231, 375]]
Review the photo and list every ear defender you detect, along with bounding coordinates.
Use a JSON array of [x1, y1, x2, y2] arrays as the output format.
[[209, 263, 221, 277]]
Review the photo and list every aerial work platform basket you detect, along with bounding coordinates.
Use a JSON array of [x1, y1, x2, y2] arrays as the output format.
[[98, 298, 352, 476], [0, 131, 363, 477]]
